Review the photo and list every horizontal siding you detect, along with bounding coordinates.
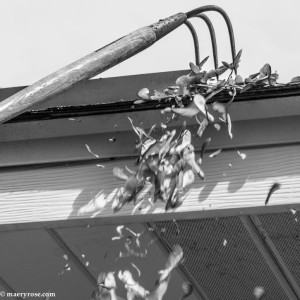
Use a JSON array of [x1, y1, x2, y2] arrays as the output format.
[[0, 144, 299, 228]]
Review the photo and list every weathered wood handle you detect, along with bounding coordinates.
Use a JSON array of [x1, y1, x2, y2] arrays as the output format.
[[0, 13, 187, 123]]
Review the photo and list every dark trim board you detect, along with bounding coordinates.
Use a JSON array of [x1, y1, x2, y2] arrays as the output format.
[[0, 115, 299, 167]]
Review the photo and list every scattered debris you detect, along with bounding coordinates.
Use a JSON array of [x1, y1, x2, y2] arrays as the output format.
[[237, 150, 246, 160], [85, 144, 100, 158], [209, 149, 222, 158], [131, 263, 141, 277], [265, 183, 281, 205], [253, 286, 265, 299]]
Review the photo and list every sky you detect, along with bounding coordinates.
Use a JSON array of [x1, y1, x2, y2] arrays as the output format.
[[0, 0, 299, 88]]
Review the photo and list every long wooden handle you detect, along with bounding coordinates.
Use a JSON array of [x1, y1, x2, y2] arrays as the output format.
[[0, 13, 186, 123]]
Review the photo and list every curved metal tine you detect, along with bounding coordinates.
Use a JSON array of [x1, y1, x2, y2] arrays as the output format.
[[184, 20, 200, 66], [186, 5, 236, 69], [195, 14, 218, 71]]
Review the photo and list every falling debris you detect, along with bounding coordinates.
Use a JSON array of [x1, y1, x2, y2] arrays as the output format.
[[209, 149, 222, 158], [125, 227, 145, 248], [109, 137, 116, 143], [181, 282, 193, 299], [227, 113, 233, 139], [161, 123, 167, 129], [96, 164, 105, 168], [228, 163, 232, 168], [237, 150, 246, 160], [290, 209, 297, 215], [214, 123, 221, 131], [265, 183, 281, 205], [58, 263, 71, 276], [223, 239, 228, 246], [131, 263, 141, 277], [85, 261, 90, 267], [81, 254, 85, 258], [85, 144, 100, 158], [112, 225, 125, 240], [63, 254, 69, 261], [253, 286, 265, 299], [173, 219, 180, 235], [68, 118, 81, 122], [137, 87, 150, 100]]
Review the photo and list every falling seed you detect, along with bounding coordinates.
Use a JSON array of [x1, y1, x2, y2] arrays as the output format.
[[109, 137, 116, 143], [265, 183, 281, 205], [68, 118, 81, 122], [223, 239, 228, 246], [85, 144, 100, 158], [214, 123, 221, 131], [131, 263, 141, 277], [237, 151, 246, 160], [209, 149, 222, 158], [134, 99, 146, 105], [253, 286, 265, 299], [290, 209, 296, 215]]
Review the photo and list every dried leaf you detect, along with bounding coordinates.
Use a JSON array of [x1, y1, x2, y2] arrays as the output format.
[[249, 72, 260, 80], [214, 123, 221, 131], [198, 56, 209, 69], [182, 169, 195, 188], [260, 63, 271, 77], [265, 183, 281, 205], [161, 123, 167, 129], [290, 76, 300, 83], [237, 150, 246, 160], [113, 167, 128, 181], [182, 282, 193, 299], [227, 113, 233, 139], [235, 75, 244, 85], [189, 62, 200, 74], [215, 65, 228, 76], [212, 101, 227, 124], [222, 61, 232, 69], [233, 49, 242, 71], [268, 72, 279, 86], [134, 99, 146, 105], [131, 263, 141, 277], [254, 286, 265, 300], [209, 149, 222, 158], [171, 102, 199, 118], [85, 144, 100, 158], [196, 117, 209, 138], [96, 164, 105, 168], [137, 88, 150, 100]]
